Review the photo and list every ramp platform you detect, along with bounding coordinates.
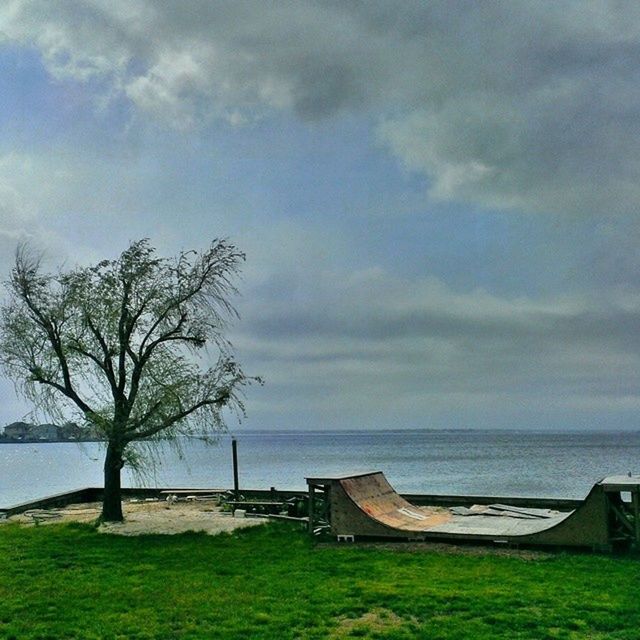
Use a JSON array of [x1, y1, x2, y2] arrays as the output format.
[[306, 471, 640, 551]]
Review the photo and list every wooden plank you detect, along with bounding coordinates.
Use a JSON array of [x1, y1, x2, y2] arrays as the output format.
[[609, 502, 635, 534], [226, 501, 285, 507], [488, 504, 557, 518], [159, 489, 226, 495]]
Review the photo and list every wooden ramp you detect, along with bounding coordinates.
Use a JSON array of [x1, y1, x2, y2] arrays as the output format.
[[306, 471, 640, 551]]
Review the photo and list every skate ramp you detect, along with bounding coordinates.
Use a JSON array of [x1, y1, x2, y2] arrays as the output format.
[[312, 471, 618, 548]]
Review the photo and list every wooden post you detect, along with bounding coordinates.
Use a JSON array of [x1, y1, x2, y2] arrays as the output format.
[[232, 438, 240, 501], [633, 488, 640, 545], [308, 483, 315, 534]]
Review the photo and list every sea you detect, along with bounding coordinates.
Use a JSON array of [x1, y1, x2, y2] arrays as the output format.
[[1, 429, 640, 508]]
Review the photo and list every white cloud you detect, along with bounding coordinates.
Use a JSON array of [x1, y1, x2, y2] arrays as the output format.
[[0, 152, 98, 280], [0, 0, 133, 80], [125, 47, 213, 129], [4, 1, 640, 215], [0, 156, 39, 276]]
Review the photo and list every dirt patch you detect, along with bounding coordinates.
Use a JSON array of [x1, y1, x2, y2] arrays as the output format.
[[321, 539, 552, 560], [6, 499, 265, 536], [330, 608, 412, 638]]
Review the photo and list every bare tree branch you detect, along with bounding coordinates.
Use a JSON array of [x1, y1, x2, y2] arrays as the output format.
[[133, 391, 231, 440]]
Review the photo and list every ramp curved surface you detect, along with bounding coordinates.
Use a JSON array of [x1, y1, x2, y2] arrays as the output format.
[[339, 473, 451, 532]]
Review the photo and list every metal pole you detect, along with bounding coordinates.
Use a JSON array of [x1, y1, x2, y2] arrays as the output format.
[[232, 438, 240, 501]]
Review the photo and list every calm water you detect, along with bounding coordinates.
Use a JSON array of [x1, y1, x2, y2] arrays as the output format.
[[1, 430, 639, 507]]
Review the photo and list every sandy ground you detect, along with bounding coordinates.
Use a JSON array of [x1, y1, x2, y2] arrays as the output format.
[[5, 498, 266, 536]]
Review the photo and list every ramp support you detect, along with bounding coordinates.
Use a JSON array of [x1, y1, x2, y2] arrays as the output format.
[[307, 480, 331, 535], [602, 478, 640, 548]]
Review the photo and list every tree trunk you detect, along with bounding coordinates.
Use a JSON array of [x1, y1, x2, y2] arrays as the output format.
[[102, 441, 124, 522]]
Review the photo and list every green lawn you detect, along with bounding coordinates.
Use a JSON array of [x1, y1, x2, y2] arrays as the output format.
[[0, 521, 638, 639]]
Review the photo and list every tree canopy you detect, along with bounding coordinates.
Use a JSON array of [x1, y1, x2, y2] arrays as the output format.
[[0, 239, 258, 521]]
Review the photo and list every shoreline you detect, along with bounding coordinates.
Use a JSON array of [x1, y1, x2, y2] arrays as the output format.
[[0, 439, 103, 444]]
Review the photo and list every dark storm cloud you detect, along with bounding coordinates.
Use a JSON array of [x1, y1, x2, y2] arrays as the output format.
[[4, 1, 640, 214], [229, 267, 640, 421], [245, 266, 640, 354]]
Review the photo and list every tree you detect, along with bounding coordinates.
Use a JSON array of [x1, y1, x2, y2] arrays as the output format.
[[0, 239, 258, 521]]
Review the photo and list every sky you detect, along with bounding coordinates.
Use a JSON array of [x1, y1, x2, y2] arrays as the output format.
[[1, 1, 640, 431]]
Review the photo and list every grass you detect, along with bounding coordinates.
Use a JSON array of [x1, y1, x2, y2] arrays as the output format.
[[0, 521, 639, 639]]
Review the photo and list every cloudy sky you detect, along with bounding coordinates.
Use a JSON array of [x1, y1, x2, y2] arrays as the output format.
[[1, 1, 640, 431]]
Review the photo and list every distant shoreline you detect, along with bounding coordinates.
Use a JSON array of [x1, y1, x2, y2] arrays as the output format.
[[0, 439, 104, 444]]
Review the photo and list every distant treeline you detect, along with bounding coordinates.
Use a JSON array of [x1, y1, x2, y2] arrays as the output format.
[[0, 421, 102, 443]]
